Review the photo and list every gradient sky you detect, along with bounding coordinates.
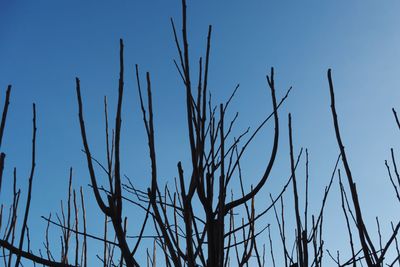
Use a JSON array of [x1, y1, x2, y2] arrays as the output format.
[[1, 0, 400, 265]]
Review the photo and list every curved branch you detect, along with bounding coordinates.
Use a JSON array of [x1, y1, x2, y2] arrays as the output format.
[[224, 67, 279, 214], [76, 78, 110, 216]]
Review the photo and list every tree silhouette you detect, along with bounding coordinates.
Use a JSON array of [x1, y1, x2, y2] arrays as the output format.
[[1, 1, 400, 266]]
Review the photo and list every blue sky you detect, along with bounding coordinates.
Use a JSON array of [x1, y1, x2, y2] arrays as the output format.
[[1, 0, 400, 265]]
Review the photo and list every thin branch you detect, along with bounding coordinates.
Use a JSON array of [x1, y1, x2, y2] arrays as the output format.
[[14, 103, 37, 267]]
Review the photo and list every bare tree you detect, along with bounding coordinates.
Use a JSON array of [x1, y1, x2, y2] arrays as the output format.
[[1, 1, 400, 267]]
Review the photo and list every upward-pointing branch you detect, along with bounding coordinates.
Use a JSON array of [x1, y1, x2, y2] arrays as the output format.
[[76, 77, 110, 216], [327, 68, 375, 266], [224, 67, 279, 214], [14, 103, 36, 267]]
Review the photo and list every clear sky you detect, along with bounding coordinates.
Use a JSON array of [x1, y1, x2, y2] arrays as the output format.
[[1, 0, 400, 265]]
